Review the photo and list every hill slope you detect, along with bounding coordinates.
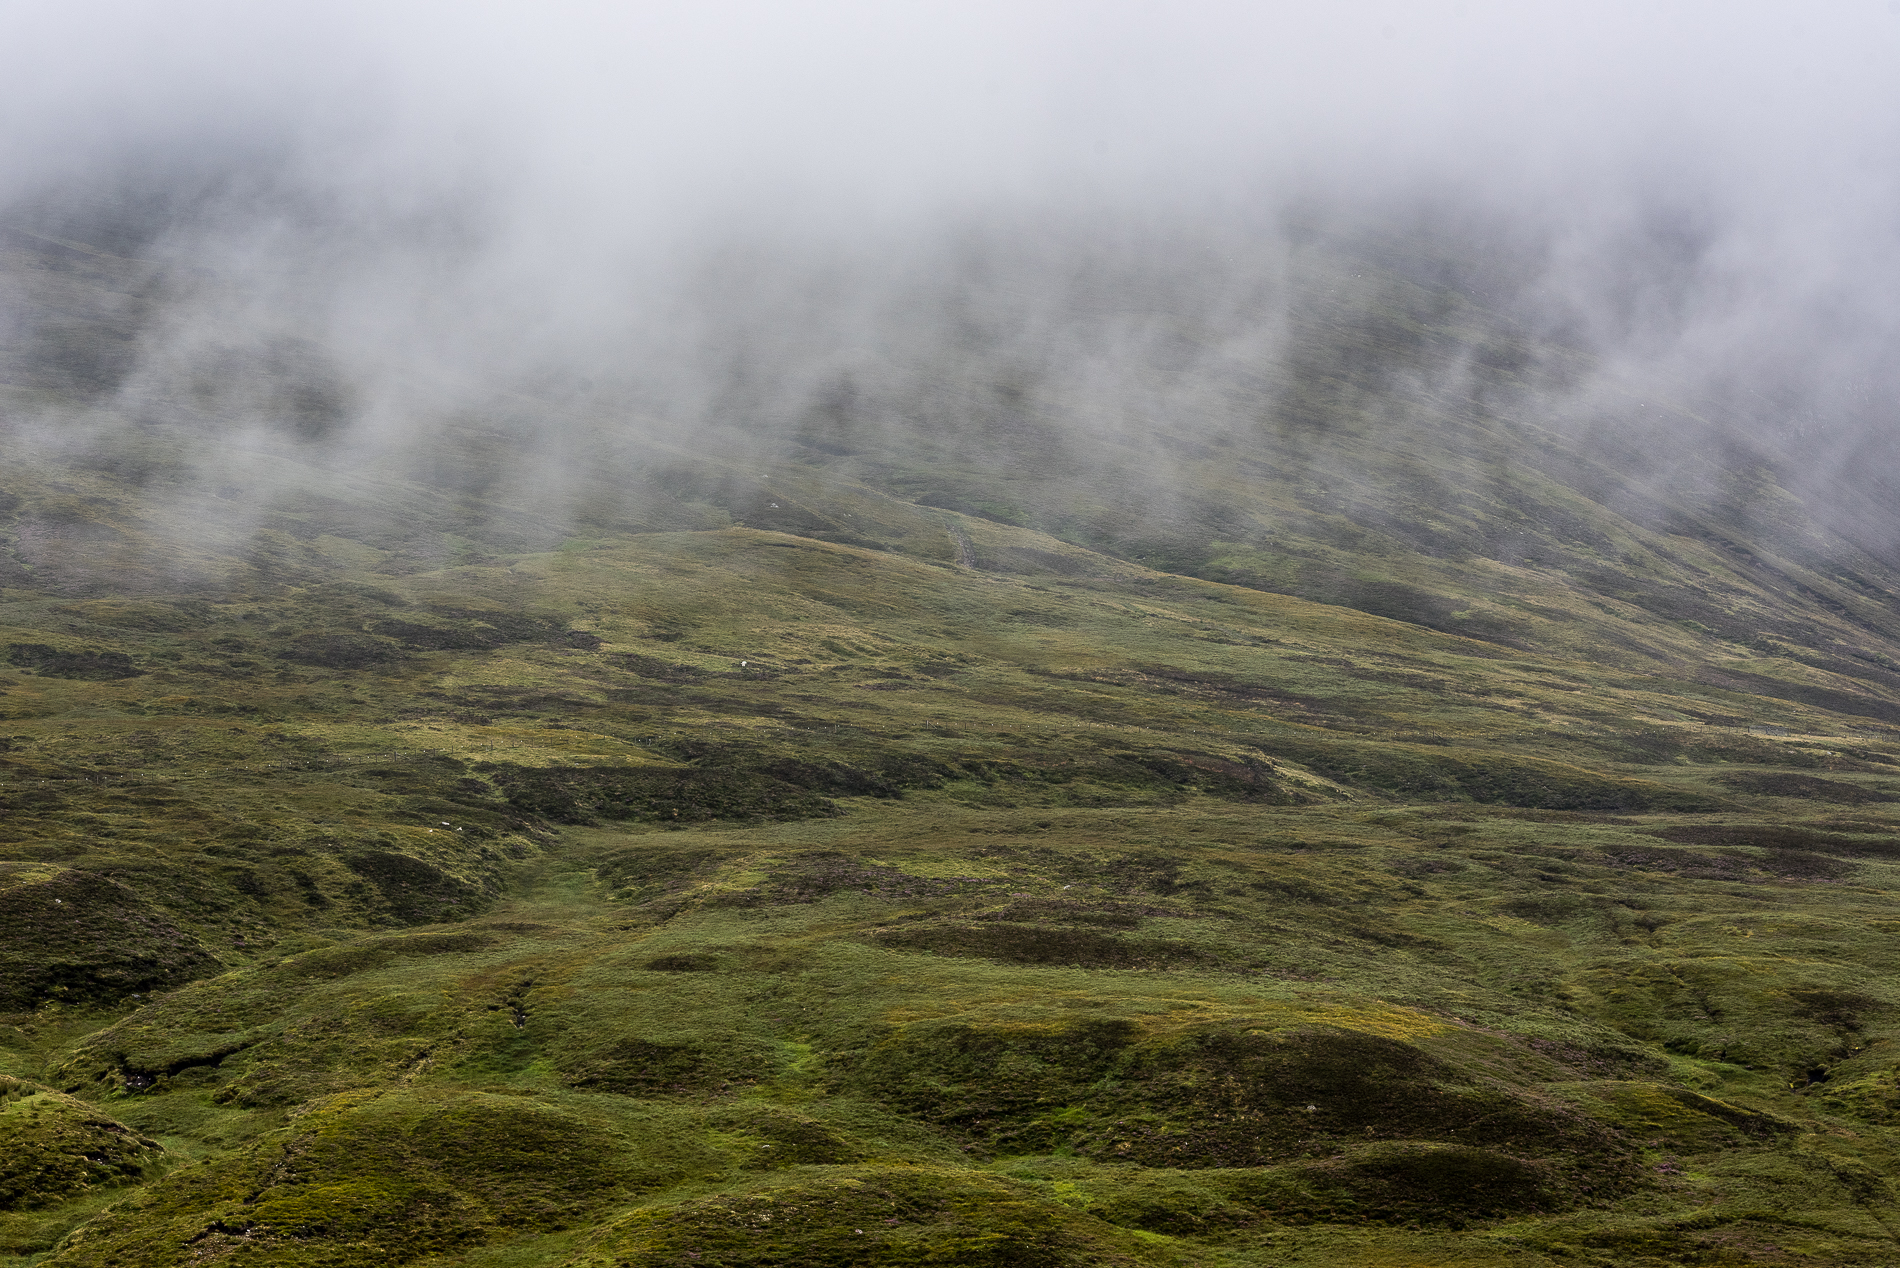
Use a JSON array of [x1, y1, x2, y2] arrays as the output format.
[[6, 221, 1900, 1266]]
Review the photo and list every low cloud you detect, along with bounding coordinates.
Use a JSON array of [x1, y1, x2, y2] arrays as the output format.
[[3, 1, 1899, 566]]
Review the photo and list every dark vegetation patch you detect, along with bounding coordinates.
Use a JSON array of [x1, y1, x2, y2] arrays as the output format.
[[621, 849, 966, 911], [557, 1036, 778, 1097], [946, 746, 1311, 807], [1523, 1039, 1670, 1080], [1650, 822, 1900, 858], [1599, 840, 1858, 881], [5, 641, 140, 679], [0, 867, 220, 1010], [276, 632, 404, 668], [1055, 1145, 1567, 1233], [342, 851, 490, 925], [486, 763, 841, 825], [843, 1018, 1138, 1156], [1100, 850, 1211, 896], [871, 922, 1225, 969], [345, 753, 495, 802], [1564, 1218, 1845, 1265], [1716, 771, 1899, 803], [1810, 814, 1900, 832], [755, 755, 950, 799], [488, 745, 954, 825], [609, 652, 715, 680], [1594, 846, 1739, 878], [972, 898, 1159, 928], [845, 1020, 1632, 1199], [589, 731, 1300, 816], [1596, 836, 1740, 878], [1287, 1142, 1565, 1224], [371, 618, 523, 650], [1271, 572, 1532, 647], [746, 853, 956, 905], [643, 952, 720, 972], [1105, 1025, 1627, 1177], [1385, 855, 1467, 879], [1756, 850, 1858, 879], [576, 1168, 1162, 1267], [1785, 987, 1888, 1031], [1500, 893, 1599, 924], [0, 784, 68, 813], [1651, 824, 1858, 850]]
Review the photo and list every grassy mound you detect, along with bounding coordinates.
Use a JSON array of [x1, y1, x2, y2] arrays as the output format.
[[0, 1076, 163, 1212], [560, 1168, 1173, 1268], [39, 1090, 638, 1267], [846, 1019, 1632, 1199], [0, 866, 219, 1011]]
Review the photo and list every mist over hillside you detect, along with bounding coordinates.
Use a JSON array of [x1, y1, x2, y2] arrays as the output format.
[[8, 177, 1900, 682], [5, 0, 1900, 574], [14, 7, 1900, 1268]]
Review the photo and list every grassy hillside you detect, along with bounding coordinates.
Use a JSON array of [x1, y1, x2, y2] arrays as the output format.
[[7, 221, 1900, 1265]]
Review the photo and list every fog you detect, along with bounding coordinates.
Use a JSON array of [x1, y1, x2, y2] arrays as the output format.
[[4, 0, 1900, 573]]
